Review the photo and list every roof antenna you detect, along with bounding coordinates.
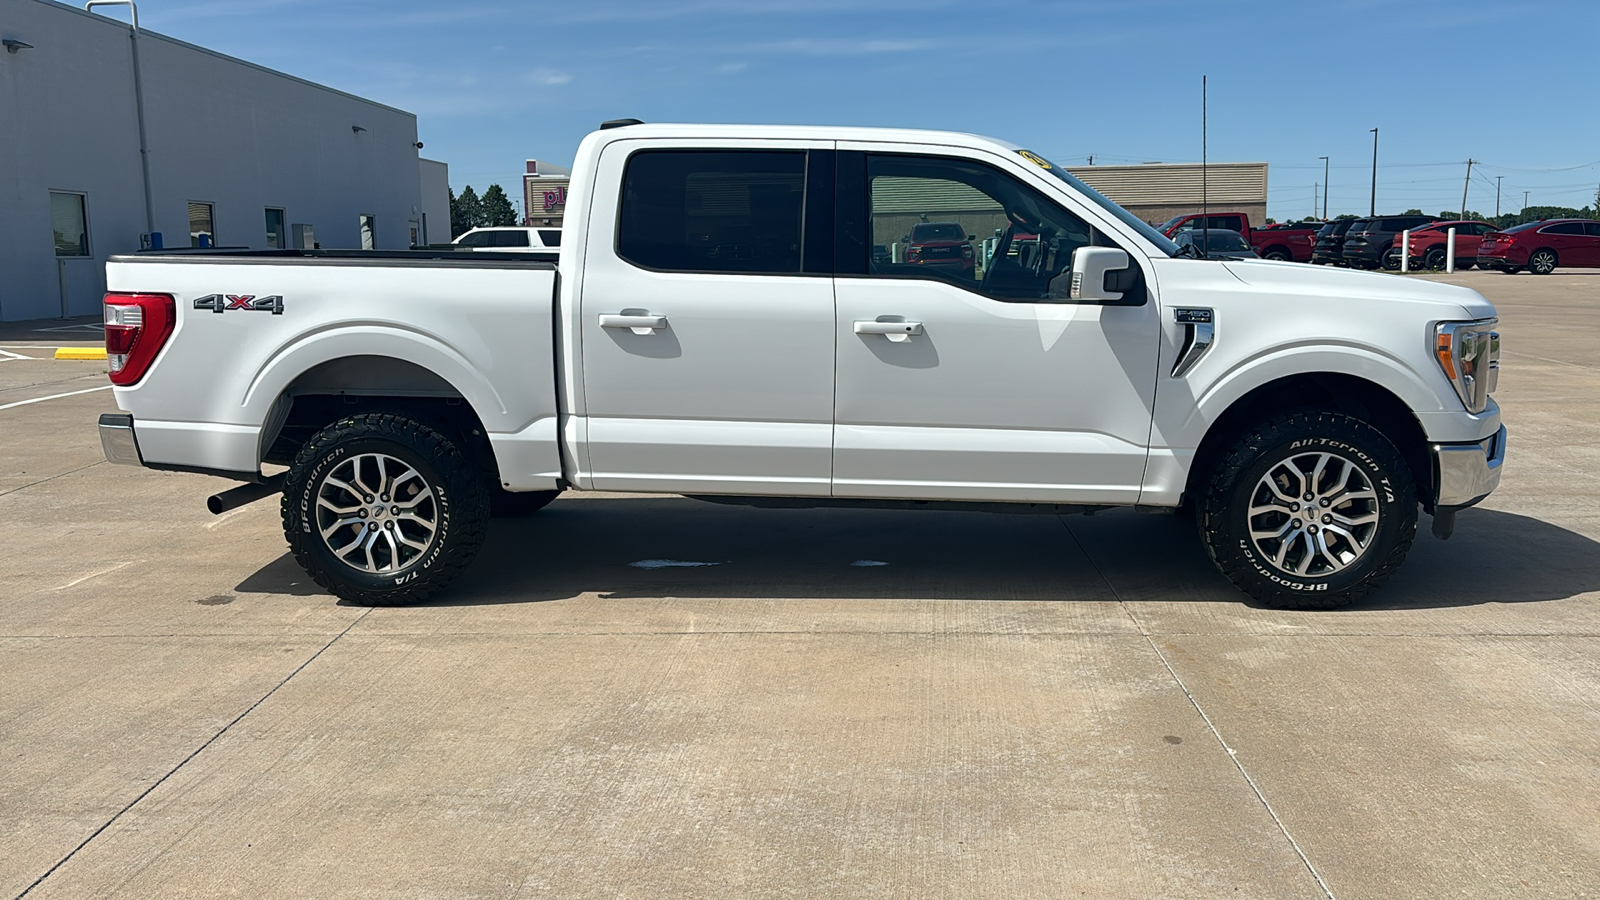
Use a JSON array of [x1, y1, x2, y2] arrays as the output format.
[[1201, 74, 1209, 259]]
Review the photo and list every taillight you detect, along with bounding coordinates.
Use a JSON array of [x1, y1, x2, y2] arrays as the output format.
[[962, 245, 973, 260], [103, 293, 175, 385]]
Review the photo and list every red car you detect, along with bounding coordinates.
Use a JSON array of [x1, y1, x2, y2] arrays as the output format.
[[1402, 220, 1496, 270], [1478, 219, 1600, 275], [902, 222, 975, 274]]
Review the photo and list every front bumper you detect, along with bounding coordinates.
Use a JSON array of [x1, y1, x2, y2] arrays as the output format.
[[99, 413, 143, 465], [1433, 424, 1506, 509]]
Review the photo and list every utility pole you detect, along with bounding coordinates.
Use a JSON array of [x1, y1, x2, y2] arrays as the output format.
[[1319, 156, 1330, 218], [1460, 159, 1474, 220], [1496, 175, 1502, 218], [1369, 128, 1379, 216], [1087, 154, 1093, 165], [1313, 183, 1319, 220], [1524, 190, 1530, 223]]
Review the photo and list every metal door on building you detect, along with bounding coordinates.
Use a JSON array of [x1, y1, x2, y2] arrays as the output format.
[[50, 191, 103, 317]]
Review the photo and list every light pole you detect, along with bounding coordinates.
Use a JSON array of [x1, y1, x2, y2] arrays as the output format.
[[85, 1, 154, 240], [1496, 175, 1502, 218], [1524, 190, 1530, 223], [1369, 128, 1379, 216], [1319, 156, 1330, 218]]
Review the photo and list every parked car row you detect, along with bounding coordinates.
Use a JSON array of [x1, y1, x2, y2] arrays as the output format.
[[1309, 215, 1600, 275]]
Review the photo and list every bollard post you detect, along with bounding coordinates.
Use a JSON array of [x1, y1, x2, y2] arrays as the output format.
[[1446, 227, 1457, 273], [1400, 230, 1409, 273]]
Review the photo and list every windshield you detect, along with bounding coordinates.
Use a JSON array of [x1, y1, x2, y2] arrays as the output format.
[[1018, 150, 1182, 256], [911, 223, 966, 242], [1201, 231, 1250, 252]]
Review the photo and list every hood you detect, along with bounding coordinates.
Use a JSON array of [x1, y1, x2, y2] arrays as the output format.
[[1219, 259, 1497, 320]]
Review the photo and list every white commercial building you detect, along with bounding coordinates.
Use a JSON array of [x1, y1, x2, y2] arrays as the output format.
[[0, 0, 450, 321]]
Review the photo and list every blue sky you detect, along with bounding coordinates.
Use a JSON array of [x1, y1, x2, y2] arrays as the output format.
[[126, 0, 1600, 221]]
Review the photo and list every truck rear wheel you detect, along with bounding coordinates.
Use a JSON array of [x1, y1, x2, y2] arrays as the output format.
[[282, 413, 489, 606], [1198, 411, 1416, 610]]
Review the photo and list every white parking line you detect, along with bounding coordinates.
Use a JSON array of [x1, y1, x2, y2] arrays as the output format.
[[0, 384, 113, 411], [0, 350, 33, 361]]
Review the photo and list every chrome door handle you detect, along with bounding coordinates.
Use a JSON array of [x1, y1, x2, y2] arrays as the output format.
[[854, 320, 923, 343], [599, 313, 668, 334]]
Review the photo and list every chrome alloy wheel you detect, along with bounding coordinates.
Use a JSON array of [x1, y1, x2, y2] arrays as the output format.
[[314, 452, 438, 574], [1247, 451, 1380, 577]]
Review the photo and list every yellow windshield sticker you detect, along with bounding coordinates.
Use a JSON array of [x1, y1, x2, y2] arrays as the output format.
[[1017, 150, 1053, 170]]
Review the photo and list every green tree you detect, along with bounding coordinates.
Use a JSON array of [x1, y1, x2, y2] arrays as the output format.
[[480, 184, 517, 227], [451, 185, 483, 238]]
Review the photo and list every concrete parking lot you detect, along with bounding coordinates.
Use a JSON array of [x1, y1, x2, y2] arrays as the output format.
[[2, 270, 1598, 899]]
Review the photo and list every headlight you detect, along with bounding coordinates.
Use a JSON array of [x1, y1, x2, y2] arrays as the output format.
[[1434, 319, 1499, 413]]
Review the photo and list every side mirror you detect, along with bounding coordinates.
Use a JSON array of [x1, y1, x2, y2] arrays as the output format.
[[1068, 247, 1131, 302], [967, 234, 976, 241]]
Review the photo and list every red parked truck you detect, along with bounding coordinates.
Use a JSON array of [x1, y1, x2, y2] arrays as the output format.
[[1157, 212, 1318, 262]]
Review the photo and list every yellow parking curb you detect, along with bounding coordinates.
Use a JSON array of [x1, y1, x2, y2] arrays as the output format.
[[55, 347, 107, 360]]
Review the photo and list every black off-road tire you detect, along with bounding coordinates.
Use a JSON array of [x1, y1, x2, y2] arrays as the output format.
[[1198, 411, 1417, 610], [490, 488, 560, 517], [282, 413, 490, 606]]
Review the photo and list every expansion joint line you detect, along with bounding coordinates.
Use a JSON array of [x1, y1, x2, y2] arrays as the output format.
[[13, 609, 374, 899], [1056, 516, 1338, 900]]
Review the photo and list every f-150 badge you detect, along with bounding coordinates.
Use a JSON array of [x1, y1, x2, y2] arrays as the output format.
[[193, 293, 284, 314]]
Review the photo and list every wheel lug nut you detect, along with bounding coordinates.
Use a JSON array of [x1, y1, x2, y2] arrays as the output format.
[[384, 521, 394, 530], [1290, 502, 1300, 512], [381, 494, 389, 502], [1308, 525, 1319, 534], [358, 509, 367, 518], [1323, 515, 1332, 524], [368, 522, 378, 531], [1291, 519, 1302, 528], [365, 495, 374, 503], [392, 506, 400, 514], [1319, 498, 1330, 507], [1304, 493, 1314, 501]]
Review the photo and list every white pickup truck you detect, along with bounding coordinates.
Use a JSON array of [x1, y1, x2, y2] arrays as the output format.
[[97, 121, 1504, 610]]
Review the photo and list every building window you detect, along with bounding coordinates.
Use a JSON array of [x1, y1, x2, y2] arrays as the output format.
[[265, 208, 286, 249], [189, 202, 215, 248], [360, 215, 376, 250], [50, 192, 90, 257]]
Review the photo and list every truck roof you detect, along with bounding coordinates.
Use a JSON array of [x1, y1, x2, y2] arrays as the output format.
[[582, 122, 1025, 155]]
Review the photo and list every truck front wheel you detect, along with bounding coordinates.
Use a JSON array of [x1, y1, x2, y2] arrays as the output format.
[[1198, 412, 1417, 609], [282, 413, 489, 606]]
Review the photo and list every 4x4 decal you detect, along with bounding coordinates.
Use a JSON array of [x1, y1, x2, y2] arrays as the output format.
[[194, 293, 284, 315]]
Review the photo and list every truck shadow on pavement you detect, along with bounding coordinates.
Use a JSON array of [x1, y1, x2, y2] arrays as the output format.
[[234, 498, 1600, 609]]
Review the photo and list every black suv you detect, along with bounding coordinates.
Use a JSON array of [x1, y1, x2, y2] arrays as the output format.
[[1312, 219, 1359, 266], [1341, 214, 1441, 269]]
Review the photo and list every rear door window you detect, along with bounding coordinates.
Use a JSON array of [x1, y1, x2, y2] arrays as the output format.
[[492, 230, 531, 247], [1584, 222, 1600, 237], [618, 149, 805, 274], [538, 229, 562, 247], [1541, 222, 1585, 235]]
